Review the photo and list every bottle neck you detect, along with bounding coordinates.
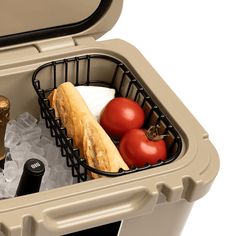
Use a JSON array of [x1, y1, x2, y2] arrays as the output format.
[[15, 158, 45, 196], [0, 96, 10, 169], [0, 121, 7, 159]]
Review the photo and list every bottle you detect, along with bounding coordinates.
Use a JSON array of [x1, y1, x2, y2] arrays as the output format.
[[15, 158, 45, 196], [0, 96, 10, 169]]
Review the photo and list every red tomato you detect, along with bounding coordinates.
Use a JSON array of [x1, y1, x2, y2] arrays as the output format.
[[119, 128, 167, 168], [100, 97, 145, 139]]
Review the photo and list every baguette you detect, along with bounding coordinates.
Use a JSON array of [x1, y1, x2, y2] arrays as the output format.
[[48, 82, 129, 178]]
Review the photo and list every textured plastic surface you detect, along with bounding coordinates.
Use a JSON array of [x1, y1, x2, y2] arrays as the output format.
[[0, 0, 101, 36], [119, 200, 194, 236], [0, 39, 219, 236], [0, 0, 219, 235], [0, 0, 122, 48]]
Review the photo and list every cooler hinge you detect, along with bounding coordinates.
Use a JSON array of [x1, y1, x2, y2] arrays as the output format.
[[0, 36, 97, 67], [35, 37, 75, 53], [73, 36, 96, 45], [35, 36, 96, 53]]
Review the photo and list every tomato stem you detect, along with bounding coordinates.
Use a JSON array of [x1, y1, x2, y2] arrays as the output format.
[[146, 126, 168, 141]]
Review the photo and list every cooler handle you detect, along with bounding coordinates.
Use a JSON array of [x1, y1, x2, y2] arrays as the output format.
[[40, 187, 158, 235]]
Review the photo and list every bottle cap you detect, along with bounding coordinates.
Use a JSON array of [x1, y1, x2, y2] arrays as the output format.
[[24, 158, 45, 176]]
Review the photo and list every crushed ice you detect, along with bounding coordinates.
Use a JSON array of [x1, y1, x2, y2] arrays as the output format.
[[0, 112, 74, 199]]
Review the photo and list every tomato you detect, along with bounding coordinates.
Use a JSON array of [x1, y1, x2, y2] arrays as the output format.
[[100, 97, 145, 139], [119, 128, 167, 168]]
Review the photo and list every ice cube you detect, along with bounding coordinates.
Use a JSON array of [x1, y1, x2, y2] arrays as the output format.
[[48, 166, 61, 187], [45, 143, 60, 166], [51, 163, 73, 187], [10, 142, 30, 163], [30, 145, 45, 156], [38, 136, 53, 148], [5, 178, 19, 197], [41, 178, 56, 191], [28, 138, 41, 146], [3, 160, 19, 182], [6, 120, 25, 135], [37, 119, 46, 129], [61, 157, 70, 170], [40, 166, 52, 191], [0, 169, 4, 185], [22, 127, 41, 142], [42, 166, 61, 190], [4, 131, 21, 148], [12, 142, 31, 153], [0, 181, 9, 199], [38, 119, 52, 138], [17, 112, 37, 129], [10, 147, 28, 169], [5, 149, 12, 162], [63, 169, 73, 186]]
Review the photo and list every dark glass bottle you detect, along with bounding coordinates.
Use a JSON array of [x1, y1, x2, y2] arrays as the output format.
[[15, 158, 45, 196], [0, 96, 10, 169]]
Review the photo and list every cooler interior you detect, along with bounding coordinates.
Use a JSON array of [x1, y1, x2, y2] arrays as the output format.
[[32, 54, 182, 180], [0, 0, 219, 234], [0, 51, 185, 236]]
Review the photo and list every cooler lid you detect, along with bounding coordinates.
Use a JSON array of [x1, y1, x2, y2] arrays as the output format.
[[0, 0, 122, 47]]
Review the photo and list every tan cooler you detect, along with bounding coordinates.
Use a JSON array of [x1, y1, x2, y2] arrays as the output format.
[[0, 1, 219, 236]]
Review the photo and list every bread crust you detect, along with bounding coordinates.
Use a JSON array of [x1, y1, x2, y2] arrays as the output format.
[[49, 82, 129, 178]]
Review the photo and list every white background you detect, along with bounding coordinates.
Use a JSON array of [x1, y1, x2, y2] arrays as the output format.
[[101, 1, 235, 235]]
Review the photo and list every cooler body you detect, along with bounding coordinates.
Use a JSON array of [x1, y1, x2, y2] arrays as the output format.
[[0, 38, 219, 236], [0, 1, 219, 235], [120, 200, 193, 236]]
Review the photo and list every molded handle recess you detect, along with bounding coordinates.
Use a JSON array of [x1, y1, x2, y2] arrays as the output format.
[[39, 187, 158, 235]]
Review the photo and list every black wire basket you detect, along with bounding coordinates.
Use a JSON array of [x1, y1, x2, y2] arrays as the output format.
[[32, 54, 182, 182]]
